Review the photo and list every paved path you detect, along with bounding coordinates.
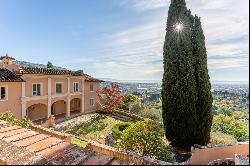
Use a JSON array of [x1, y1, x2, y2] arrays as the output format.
[[0, 120, 130, 165]]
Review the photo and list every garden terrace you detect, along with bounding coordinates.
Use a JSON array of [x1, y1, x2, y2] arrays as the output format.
[[56, 113, 123, 145]]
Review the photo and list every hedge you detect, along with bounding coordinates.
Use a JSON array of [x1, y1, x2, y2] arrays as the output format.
[[112, 122, 132, 140], [112, 109, 164, 127]]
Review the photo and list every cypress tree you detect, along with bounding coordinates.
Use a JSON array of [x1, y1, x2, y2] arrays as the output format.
[[47, 61, 53, 69], [192, 15, 213, 145], [162, 0, 198, 149], [162, 0, 213, 150]]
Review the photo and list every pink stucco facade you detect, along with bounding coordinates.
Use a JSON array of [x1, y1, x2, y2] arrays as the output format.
[[84, 82, 100, 113], [0, 56, 101, 121], [0, 82, 22, 119]]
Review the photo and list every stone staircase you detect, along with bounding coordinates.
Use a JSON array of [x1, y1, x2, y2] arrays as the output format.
[[0, 121, 130, 165]]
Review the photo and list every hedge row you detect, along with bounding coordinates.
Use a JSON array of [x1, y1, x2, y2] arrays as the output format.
[[112, 109, 164, 127], [112, 122, 131, 140], [112, 109, 145, 121]]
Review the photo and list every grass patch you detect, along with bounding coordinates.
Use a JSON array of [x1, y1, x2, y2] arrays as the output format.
[[71, 137, 88, 147], [66, 114, 122, 144]]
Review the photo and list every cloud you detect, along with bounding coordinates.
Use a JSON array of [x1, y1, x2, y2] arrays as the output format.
[[60, 0, 249, 81], [116, 0, 170, 11]]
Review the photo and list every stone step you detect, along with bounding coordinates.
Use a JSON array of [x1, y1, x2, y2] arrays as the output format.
[[13, 134, 49, 147], [49, 145, 94, 165], [0, 128, 27, 139], [0, 125, 21, 133], [25, 137, 63, 153], [37, 141, 72, 158], [110, 159, 131, 165], [3, 130, 38, 143], [0, 140, 37, 165], [0, 124, 9, 129], [80, 153, 114, 165]]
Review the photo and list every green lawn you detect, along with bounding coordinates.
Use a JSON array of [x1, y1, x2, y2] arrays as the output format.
[[66, 114, 122, 144], [70, 137, 89, 147]]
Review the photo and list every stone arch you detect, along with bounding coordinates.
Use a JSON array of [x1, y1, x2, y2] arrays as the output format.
[[70, 98, 81, 112], [51, 100, 66, 116]]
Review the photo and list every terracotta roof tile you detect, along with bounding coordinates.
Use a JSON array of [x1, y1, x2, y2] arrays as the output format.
[[17, 67, 83, 76], [15, 66, 102, 82], [0, 68, 24, 82]]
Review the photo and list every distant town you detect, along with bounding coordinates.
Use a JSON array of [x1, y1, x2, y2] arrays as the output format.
[[101, 81, 249, 101]]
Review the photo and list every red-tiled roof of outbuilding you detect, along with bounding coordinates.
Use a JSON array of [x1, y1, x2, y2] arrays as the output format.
[[13, 66, 102, 82], [0, 68, 24, 82], [16, 66, 84, 76]]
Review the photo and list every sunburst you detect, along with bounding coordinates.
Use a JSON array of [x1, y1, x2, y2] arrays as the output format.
[[167, 16, 191, 44]]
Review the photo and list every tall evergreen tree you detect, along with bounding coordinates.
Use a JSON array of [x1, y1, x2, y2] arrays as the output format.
[[162, 0, 213, 150], [192, 15, 213, 145], [162, 0, 198, 149]]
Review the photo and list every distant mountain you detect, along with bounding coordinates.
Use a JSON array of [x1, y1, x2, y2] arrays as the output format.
[[99, 78, 161, 83], [99, 78, 249, 85], [13, 60, 67, 70], [211, 81, 249, 85]]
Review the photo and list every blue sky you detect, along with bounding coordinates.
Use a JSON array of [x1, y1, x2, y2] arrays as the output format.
[[0, 0, 249, 82]]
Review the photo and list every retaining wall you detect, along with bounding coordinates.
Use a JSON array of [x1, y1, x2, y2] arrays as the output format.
[[189, 143, 249, 165]]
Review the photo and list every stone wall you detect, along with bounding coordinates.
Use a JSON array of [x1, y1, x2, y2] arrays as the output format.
[[30, 123, 249, 165], [86, 141, 177, 165], [189, 143, 249, 165], [30, 125, 70, 140], [30, 124, 177, 165]]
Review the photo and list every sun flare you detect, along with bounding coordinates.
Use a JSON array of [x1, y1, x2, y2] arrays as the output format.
[[174, 23, 184, 33]]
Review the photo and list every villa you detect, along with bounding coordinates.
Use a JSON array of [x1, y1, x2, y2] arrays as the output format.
[[0, 54, 101, 123]]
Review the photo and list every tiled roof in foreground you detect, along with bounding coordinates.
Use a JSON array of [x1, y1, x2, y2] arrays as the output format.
[[0, 68, 24, 82], [0, 120, 130, 165]]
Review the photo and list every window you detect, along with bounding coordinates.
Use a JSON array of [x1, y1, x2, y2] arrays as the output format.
[[90, 84, 94, 92], [33, 84, 41, 96], [74, 82, 79, 92], [56, 83, 62, 94], [90, 98, 94, 106], [0, 86, 7, 100]]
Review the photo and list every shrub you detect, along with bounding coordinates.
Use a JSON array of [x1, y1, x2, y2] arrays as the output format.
[[138, 108, 162, 121], [17, 118, 33, 128], [122, 93, 140, 110], [212, 114, 248, 142], [115, 120, 175, 162], [0, 111, 15, 123], [112, 109, 144, 121], [97, 83, 124, 113], [128, 102, 144, 114], [210, 132, 237, 145], [112, 122, 131, 140], [0, 112, 32, 128]]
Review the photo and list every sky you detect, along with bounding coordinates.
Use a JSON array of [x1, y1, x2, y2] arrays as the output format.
[[0, 0, 249, 82]]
